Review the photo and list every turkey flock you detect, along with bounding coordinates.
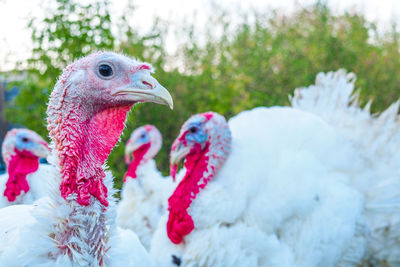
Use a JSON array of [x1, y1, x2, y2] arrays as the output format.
[[0, 52, 399, 267]]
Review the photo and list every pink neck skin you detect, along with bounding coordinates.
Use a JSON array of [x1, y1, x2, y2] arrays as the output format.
[[4, 148, 39, 202], [167, 142, 211, 244], [49, 103, 132, 207], [124, 142, 151, 182]]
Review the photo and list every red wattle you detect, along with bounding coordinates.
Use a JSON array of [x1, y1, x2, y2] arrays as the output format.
[[4, 149, 40, 202], [57, 105, 132, 207], [124, 143, 151, 182], [167, 142, 211, 244]]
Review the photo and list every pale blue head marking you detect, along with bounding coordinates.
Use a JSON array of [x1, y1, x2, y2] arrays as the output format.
[[185, 120, 208, 144], [135, 129, 149, 145], [15, 131, 36, 151]]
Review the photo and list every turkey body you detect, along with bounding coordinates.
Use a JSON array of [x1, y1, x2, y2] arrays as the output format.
[[291, 70, 400, 266], [151, 107, 366, 267], [117, 124, 182, 250], [117, 159, 179, 249]]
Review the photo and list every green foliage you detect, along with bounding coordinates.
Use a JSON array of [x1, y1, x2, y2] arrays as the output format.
[[28, 0, 115, 80], [6, 0, 116, 143], [5, 1, 400, 193], [5, 78, 49, 139]]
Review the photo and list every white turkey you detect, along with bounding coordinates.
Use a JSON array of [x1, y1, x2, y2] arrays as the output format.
[[117, 124, 178, 250], [0, 128, 52, 207], [0, 51, 173, 266], [291, 69, 400, 266], [150, 109, 367, 266]]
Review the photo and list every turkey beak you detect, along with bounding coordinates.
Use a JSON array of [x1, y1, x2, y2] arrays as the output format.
[[112, 74, 173, 109], [170, 143, 191, 181], [170, 143, 191, 166], [124, 144, 132, 164], [125, 140, 142, 164], [140, 81, 174, 109], [35, 141, 50, 159]]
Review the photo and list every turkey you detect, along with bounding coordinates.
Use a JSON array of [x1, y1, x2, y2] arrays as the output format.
[[117, 124, 178, 250], [0, 128, 52, 207], [150, 109, 367, 266], [291, 69, 400, 266], [0, 51, 173, 266]]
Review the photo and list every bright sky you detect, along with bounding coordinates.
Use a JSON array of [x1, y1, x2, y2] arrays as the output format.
[[1, 0, 400, 71]]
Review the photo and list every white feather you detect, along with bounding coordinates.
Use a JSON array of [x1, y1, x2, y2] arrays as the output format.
[[117, 159, 182, 249], [291, 69, 400, 265]]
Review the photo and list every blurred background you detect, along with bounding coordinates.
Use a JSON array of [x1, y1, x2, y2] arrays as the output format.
[[1, 0, 400, 190]]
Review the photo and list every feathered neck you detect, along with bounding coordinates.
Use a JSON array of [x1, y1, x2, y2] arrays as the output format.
[[47, 61, 132, 207], [4, 148, 39, 202], [42, 173, 118, 266], [124, 143, 151, 181], [167, 113, 231, 244], [45, 57, 131, 265]]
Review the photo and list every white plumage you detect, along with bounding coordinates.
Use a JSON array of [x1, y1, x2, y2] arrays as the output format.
[[117, 160, 181, 250], [151, 107, 367, 266], [291, 69, 400, 266]]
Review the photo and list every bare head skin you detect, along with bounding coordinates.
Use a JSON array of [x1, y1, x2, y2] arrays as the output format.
[[46, 51, 173, 206], [2, 128, 49, 168], [125, 124, 162, 164], [124, 125, 162, 180]]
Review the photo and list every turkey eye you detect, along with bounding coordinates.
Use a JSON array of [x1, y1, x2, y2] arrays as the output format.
[[98, 64, 113, 78], [21, 137, 29, 143], [189, 127, 198, 133], [140, 134, 146, 138]]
